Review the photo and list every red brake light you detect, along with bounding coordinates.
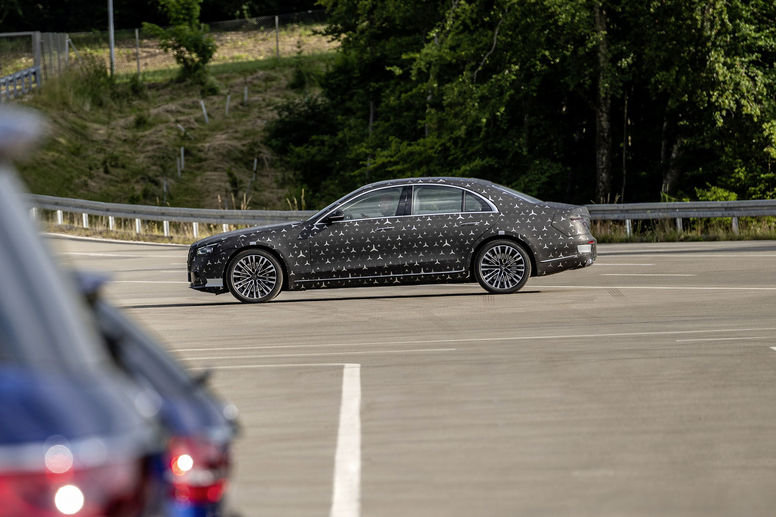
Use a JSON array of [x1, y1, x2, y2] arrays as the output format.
[[167, 437, 230, 505], [0, 458, 148, 517]]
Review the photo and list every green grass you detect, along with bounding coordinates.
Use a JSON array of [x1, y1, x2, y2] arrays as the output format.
[[16, 48, 335, 210], [592, 218, 776, 243]]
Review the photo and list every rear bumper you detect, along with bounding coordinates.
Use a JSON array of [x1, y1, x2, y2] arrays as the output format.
[[536, 240, 596, 275]]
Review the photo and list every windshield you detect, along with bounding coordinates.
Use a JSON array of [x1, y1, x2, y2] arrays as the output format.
[[306, 188, 368, 222]]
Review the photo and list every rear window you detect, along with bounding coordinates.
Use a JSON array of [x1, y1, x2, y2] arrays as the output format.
[[493, 185, 542, 204]]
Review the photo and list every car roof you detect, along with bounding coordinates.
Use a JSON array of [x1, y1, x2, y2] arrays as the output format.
[[361, 177, 494, 190]]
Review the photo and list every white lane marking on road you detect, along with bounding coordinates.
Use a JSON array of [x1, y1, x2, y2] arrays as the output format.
[[181, 348, 456, 361], [330, 364, 361, 517], [57, 252, 184, 258], [593, 263, 655, 266], [676, 337, 768, 343], [537, 285, 776, 291], [601, 273, 696, 277], [113, 280, 189, 284], [172, 328, 776, 353], [188, 363, 352, 370], [770, 347, 776, 352], [599, 252, 776, 258]]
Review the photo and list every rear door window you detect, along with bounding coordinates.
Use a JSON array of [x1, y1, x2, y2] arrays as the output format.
[[412, 185, 463, 215]]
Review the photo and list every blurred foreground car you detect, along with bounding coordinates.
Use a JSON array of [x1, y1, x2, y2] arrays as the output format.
[[188, 177, 597, 303], [76, 273, 238, 517], [0, 109, 162, 516]]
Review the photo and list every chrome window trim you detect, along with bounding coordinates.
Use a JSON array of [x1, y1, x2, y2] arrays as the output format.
[[313, 183, 498, 225], [296, 268, 468, 283]]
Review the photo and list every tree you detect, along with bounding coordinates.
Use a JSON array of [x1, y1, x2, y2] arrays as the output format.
[[143, 0, 217, 81]]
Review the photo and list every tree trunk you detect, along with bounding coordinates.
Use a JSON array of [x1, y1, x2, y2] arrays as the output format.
[[659, 110, 683, 196], [594, 2, 612, 203]]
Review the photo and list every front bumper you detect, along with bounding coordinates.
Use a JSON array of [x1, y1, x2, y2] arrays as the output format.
[[187, 247, 228, 294]]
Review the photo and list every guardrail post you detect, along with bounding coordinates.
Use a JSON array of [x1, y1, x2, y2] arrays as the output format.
[[675, 217, 683, 232], [222, 223, 229, 233], [108, 216, 115, 231], [56, 210, 63, 225], [625, 219, 631, 237], [82, 213, 89, 229], [732, 216, 739, 235], [192, 222, 199, 238], [163, 220, 170, 237], [135, 218, 142, 234], [30, 207, 38, 221]]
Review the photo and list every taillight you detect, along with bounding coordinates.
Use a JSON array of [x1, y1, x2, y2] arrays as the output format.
[[167, 437, 230, 505], [0, 449, 148, 517]]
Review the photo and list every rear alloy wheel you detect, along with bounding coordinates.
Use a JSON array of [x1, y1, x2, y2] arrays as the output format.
[[226, 249, 283, 303], [475, 240, 531, 294]]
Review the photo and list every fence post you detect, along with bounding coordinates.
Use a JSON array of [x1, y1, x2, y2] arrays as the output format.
[[675, 217, 683, 232], [56, 210, 63, 225], [135, 28, 141, 76], [64, 33, 69, 69], [275, 15, 280, 58], [82, 213, 89, 229], [225, 94, 230, 116], [135, 218, 142, 234], [108, 216, 115, 231], [192, 222, 199, 238], [33, 32, 42, 73], [732, 216, 739, 235], [180, 147, 185, 170], [200, 100, 209, 124]]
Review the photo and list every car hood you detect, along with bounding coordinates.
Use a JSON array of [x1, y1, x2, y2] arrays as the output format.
[[191, 221, 301, 248]]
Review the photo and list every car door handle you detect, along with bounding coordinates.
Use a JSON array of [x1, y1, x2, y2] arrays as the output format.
[[376, 226, 395, 232], [459, 222, 479, 226]]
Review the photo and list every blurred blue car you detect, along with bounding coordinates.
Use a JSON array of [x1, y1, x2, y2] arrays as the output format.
[[0, 110, 163, 517], [0, 107, 237, 517], [77, 273, 238, 517]]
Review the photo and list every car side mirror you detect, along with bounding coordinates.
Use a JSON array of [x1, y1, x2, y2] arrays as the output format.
[[324, 209, 345, 224]]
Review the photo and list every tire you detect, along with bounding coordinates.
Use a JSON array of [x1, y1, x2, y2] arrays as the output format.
[[226, 249, 283, 303], [474, 240, 531, 294]]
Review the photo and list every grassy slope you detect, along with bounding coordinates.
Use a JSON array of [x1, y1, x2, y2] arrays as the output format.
[[16, 44, 333, 210]]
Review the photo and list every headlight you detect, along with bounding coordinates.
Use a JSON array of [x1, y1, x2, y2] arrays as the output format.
[[197, 244, 217, 255]]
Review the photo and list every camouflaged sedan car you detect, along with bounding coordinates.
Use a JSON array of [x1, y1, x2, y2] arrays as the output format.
[[187, 177, 597, 303]]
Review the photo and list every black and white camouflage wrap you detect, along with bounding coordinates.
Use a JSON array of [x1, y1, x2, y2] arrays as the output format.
[[187, 177, 596, 294]]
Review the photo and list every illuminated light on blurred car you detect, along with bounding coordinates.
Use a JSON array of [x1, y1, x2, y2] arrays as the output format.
[[53, 485, 84, 515], [167, 436, 230, 505]]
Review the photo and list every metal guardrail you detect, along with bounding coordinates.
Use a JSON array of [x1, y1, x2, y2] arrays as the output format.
[[27, 193, 314, 238], [25, 193, 776, 238], [586, 199, 776, 235], [0, 66, 41, 102]]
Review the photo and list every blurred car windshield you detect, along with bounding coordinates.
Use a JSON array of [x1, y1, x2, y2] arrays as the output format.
[[0, 172, 108, 373]]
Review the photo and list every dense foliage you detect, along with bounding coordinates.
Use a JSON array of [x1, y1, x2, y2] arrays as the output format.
[[266, 0, 776, 206]]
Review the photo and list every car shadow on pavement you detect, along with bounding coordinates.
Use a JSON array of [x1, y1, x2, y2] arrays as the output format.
[[120, 290, 541, 309]]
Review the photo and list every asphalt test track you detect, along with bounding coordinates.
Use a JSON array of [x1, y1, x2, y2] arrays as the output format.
[[53, 236, 776, 517]]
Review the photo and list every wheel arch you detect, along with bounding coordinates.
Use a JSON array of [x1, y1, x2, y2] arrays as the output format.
[[223, 245, 291, 290], [470, 234, 537, 278]]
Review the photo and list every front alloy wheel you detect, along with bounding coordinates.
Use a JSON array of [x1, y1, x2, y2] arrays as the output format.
[[227, 249, 283, 303], [475, 240, 531, 294]]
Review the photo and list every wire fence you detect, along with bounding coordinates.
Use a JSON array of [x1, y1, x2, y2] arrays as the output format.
[[0, 10, 334, 86], [68, 10, 334, 77]]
